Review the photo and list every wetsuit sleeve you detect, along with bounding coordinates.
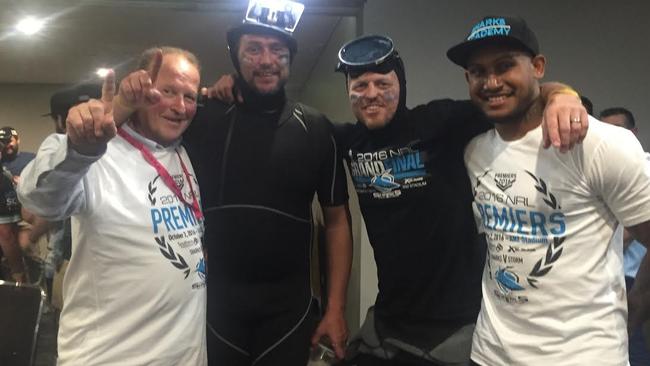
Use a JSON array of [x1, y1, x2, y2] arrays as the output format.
[[421, 99, 491, 146], [17, 134, 101, 221], [316, 118, 349, 207]]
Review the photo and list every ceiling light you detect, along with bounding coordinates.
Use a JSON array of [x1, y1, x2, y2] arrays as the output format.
[[15, 17, 45, 36], [96, 68, 110, 78]]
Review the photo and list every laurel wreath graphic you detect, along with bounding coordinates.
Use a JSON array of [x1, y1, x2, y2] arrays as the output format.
[[527, 236, 565, 288], [525, 171, 560, 210], [474, 170, 491, 197], [148, 175, 160, 206], [524, 170, 565, 288], [155, 236, 190, 278]]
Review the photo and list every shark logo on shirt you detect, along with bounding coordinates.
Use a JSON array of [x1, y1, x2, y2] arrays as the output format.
[[495, 267, 525, 294], [370, 170, 401, 193]]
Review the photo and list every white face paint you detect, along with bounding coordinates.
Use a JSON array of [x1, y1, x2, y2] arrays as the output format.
[[237, 34, 290, 95], [348, 70, 400, 130]]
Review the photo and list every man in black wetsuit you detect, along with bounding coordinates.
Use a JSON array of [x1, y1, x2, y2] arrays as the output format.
[[184, 11, 353, 366], [331, 35, 588, 366]]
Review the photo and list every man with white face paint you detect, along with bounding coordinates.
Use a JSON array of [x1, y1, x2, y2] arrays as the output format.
[[332, 35, 589, 366], [183, 3, 353, 365]]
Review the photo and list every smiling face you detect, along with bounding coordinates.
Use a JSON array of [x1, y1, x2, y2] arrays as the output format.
[[348, 70, 400, 130], [134, 53, 200, 145], [237, 34, 290, 95], [465, 44, 545, 124]]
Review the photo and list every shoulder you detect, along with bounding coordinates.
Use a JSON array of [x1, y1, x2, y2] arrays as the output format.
[[193, 98, 234, 124], [411, 98, 476, 116], [581, 117, 641, 155], [464, 129, 496, 159], [291, 101, 335, 135], [37, 133, 68, 152], [294, 102, 330, 123]]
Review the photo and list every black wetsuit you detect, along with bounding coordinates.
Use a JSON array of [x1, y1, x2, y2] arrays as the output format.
[[185, 95, 348, 366], [335, 99, 490, 364]]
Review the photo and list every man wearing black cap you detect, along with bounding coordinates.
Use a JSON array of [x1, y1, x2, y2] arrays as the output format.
[[45, 83, 102, 134], [183, 4, 352, 366], [448, 15, 650, 365], [0, 135, 26, 284], [0, 127, 36, 182]]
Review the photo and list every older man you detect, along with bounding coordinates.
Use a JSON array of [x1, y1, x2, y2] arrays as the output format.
[[18, 47, 207, 366]]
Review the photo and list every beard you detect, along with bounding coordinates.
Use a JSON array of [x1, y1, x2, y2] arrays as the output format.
[[1, 147, 16, 162]]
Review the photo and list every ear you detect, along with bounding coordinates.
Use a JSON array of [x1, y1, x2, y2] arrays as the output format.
[[531, 54, 546, 79]]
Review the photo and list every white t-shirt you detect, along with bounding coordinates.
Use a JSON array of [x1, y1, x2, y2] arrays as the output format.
[[464, 118, 650, 366], [18, 126, 207, 366]]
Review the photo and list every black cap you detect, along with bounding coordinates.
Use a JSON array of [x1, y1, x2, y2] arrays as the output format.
[[447, 15, 539, 68], [0, 127, 17, 142], [43, 83, 102, 119]]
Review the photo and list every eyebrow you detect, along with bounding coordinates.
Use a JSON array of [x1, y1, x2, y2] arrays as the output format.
[[467, 51, 525, 67]]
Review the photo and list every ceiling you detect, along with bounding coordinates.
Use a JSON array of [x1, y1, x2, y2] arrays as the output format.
[[0, 0, 364, 92]]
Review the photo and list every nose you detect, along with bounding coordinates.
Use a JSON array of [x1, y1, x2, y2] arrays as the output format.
[[170, 94, 186, 114], [483, 73, 502, 90], [259, 48, 273, 65], [365, 83, 380, 99]]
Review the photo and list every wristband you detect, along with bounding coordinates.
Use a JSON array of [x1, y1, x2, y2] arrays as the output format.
[[549, 87, 580, 99]]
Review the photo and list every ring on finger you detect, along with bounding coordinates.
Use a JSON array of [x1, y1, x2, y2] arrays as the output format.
[[570, 116, 581, 124]]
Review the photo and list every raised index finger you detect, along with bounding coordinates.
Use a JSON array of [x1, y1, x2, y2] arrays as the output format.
[[101, 69, 116, 113], [149, 49, 163, 84]]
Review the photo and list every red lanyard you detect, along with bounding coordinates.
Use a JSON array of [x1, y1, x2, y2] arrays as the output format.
[[117, 128, 203, 221]]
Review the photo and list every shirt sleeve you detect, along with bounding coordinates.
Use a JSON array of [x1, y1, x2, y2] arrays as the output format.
[[586, 124, 650, 227], [17, 134, 102, 221]]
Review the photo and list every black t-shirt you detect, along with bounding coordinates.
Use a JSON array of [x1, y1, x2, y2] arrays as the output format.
[[335, 99, 490, 346], [0, 166, 20, 260], [0, 167, 20, 222], [185, 98, 348, 311]]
